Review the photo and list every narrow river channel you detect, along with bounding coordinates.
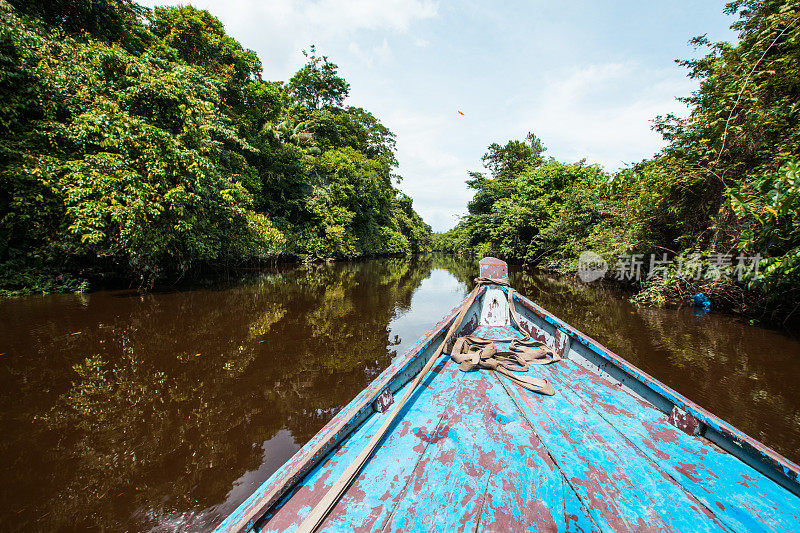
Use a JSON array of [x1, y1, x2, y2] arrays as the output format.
[[1, 256, 798, 531]]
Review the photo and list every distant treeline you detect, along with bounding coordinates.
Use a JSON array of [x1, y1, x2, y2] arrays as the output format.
[[0, 0, 432, 294], [438, 0, 800, 325]]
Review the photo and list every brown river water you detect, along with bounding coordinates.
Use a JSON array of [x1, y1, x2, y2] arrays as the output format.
[[1, 256, 799, 531]]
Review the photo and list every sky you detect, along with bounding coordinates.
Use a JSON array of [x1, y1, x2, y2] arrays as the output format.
[[139, 0, 739, 232]]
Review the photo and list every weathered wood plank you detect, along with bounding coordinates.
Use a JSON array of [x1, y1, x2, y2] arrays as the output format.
[[493, 336, 732, 531], [320, 355, 467, 531], [382, 366, 598, 532], [475, 372, 598, 533], [546, 355, 800, 532], [216, 274, 800, 533], [511, 291, 800, 496], [259, 354, 464, 532]]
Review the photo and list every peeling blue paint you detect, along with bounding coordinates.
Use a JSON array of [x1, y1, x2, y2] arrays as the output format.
[[216, 268, 800, 533]]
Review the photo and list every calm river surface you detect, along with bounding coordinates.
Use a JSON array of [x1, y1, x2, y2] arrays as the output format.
[[1, 256, 799, 531]]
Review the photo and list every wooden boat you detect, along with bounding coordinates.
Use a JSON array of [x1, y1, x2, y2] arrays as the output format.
[[216, 258, 800, 532]]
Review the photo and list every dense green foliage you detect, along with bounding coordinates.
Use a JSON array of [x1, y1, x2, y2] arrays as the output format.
[[442, 0, 800, 323], [0, 1, 431, 293]]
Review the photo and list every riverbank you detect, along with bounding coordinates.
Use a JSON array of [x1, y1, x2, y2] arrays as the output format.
[[439, 250, 800, 330], [1, 3, 432, 299], [0, 251, 434, 297]]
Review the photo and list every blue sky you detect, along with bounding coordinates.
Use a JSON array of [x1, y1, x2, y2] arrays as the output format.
[[140, 0, 738, 231]]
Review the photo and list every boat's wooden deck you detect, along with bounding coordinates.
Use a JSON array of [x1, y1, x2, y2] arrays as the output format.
[[259, 325, 800, 532]]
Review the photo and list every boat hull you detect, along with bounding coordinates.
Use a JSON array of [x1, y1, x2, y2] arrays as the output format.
[[216, 259, 800, 532]]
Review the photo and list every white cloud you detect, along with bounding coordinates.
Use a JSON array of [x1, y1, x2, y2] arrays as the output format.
[[139, 0, 437, 76], [301, 0, 437, 33], [519, 61, 693, 170], [390, 61, 696, 231], [373, 38, 393, 65], [383, 110, 477, 231], [348, 38, 393, 67]]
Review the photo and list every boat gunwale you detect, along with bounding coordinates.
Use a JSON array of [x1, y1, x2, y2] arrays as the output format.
[[510, 288, 800, 495], [214, 288, 484, 533]]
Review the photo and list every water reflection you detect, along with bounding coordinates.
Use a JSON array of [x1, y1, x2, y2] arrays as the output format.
[[0, 258, 799, 531], [0, 258, 467, 531]]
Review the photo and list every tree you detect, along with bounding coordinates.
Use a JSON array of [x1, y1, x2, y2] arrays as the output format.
[[310, 106, 398, 168], [0, 1, 431, 294], [7, 0, 150, 51], [481, 132, 546, 180], [149, 6, 262, 111], [0, 4, 282, 291], [288, 45, 350, 111], [465, 132, 547, 218]]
